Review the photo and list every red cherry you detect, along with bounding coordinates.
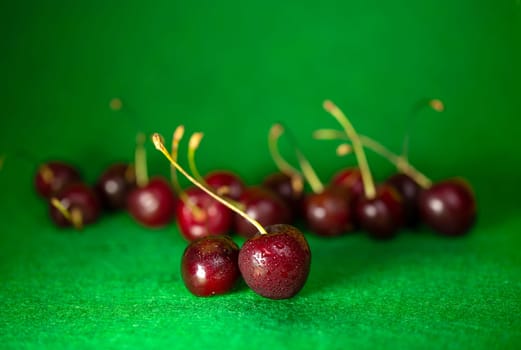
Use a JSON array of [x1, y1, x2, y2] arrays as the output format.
[[262, 172, 304, 219], [35, 162, 81, 198], [181, 235, 240, 297], [175, 187, 233, 241], [238, 224, 311, 299], [204, 170, 245, 200], [419, 179, 476, 236], [386, 173, 422, 228], [127, 177, 176, 228], [303, 185, 354, 237], [95, 163, 136, 211], [331, 168, 364, 201], [234, 187, 291, 238], [355, 185, 404, 239], [49, 183, 101, 228]]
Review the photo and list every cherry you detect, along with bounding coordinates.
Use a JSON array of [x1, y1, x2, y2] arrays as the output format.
[[152, 131, 311, 300], [303, 185, 354, 237], [95, 163, 136, 211], [49, 183, 101, 229], [175, 186, 233, 241], [322, 100, 403, 239], [127, 177, 176, 228], [262, 172, 304, 219], [35, 161, 81, 198], [331, 167, 364, 201], [238, 224, 311, 299], [234, 186, 291, 238], [127, 134, 175, 228], [181, 235, 240, 297], [205, 170, 245, 200], [355, 185, 403, 239], [386, 173, 422, 228], [419, 179, 476, 236]]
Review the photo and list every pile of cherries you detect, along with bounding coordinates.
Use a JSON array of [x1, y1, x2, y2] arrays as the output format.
[[30, 99, 476, 300]]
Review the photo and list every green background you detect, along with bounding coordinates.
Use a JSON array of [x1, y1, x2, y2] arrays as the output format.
[[1, 0, 520, 348]]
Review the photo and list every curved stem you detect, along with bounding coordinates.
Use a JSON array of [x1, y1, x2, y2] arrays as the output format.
[[50, 198, 83, 230], [187, 132, 206, 184], [153, 133, 267, 235], [268, 124, 306, 195], [323, 100, 376, 199], [314, 128, 432, 188], [134, 133, 148, 187]]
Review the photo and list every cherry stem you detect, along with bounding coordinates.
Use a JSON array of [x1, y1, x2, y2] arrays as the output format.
[[152, 132, 267, 235], [187, 132, 205, 184], [323, 100, 376, 199], [170, 127, 206, 221], [314, 129, 432, 188], [402, 98, 444, 162], [268, 124, 305, 195], [50, 198, 83, 230], [134, 133, 149, 187]]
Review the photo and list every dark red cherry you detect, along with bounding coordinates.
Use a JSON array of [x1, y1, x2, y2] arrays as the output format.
[[238, 224, 311, 299], [204, 170, 245, 200], [181, 235, 240, 297], [303, 186, 354, 237], [127, 177, 176, 228], [331, 168, 364, 201], [262, 172, 304, 219], [234, 187, 291, 238], [356, 185, 403, 239], [96, 163, 136, 211], [49, 183, 101, 228], [176, 187, 233, 241], [386, 173, 422, 228], [35, 162, 81, 198], [418, 179, 476, 236]]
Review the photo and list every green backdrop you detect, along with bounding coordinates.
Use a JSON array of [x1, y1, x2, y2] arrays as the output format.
[[1, 0, 520, 349]]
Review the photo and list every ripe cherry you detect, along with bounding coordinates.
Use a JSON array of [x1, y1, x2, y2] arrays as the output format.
[[303, 185, 354, 237], [181, 235, 240, 297], [355, 185, 403, 239], [49, 183, 101, 229], [419, 179, 476, 236], [234, 186, 291, 238], [205, 170, 245, 200], [238, 224, 311, 299], [127, 134, 175, 228], [331, 167, 364, 201], [96, 163, 136, 211], [262, 172, 304, 219], [176, 187, 233, 241], [322, 100, 403, 239], [386, 173, 422, 228], [35, 161, 81, 198], [152, 131, 311, 300]]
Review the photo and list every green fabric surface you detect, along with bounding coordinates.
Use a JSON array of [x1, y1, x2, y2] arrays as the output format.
[[1, 0, 520, 349]]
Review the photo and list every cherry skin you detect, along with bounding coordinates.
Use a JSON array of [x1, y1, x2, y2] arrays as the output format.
[[331, 168, 364, 201], [127, 177, 176, 228], [181, 235, 240, 297], [356, 185, 404, 239], [234, 187, 291, 238], [35, 161, 81, 198], [176, 187, 233, 241], [262, 172, 303, 220], [303, 185, 354, 237], [418, 179, 476, 236], [95, 163, 136, 211], [386, 173, 422, 228], [204, 170, 245, 200], [49, 183, 101, 228], [238, 224, 311, 299]]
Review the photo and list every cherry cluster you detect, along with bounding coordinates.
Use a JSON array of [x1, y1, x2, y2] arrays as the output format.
[[29, 98, 476, 300]]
